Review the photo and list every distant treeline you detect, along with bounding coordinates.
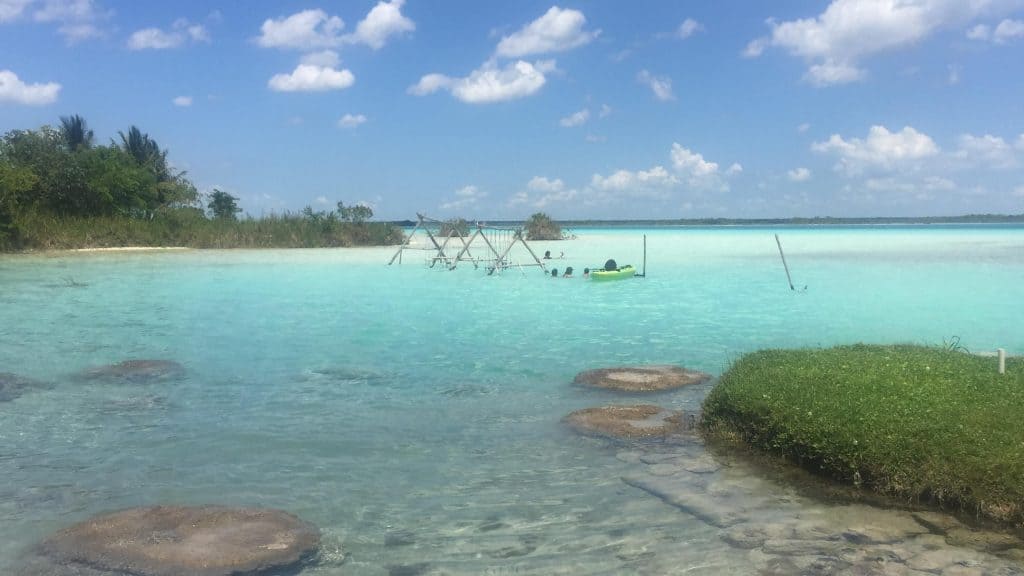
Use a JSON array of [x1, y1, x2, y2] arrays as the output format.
[[433, 215, 1024, 229], [0, 116, 402, 251]]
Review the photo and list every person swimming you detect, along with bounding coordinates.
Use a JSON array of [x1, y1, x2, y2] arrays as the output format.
[[543, 250, 552, 260], [603, 258, 617, 271], [563, 266, 574, 277], [551, 268, 558, 277], [582, 268, 590, 278]]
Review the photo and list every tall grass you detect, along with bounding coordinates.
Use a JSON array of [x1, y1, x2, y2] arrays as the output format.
[[4, 211, 404, 250], [702, 344, 1024, 527]]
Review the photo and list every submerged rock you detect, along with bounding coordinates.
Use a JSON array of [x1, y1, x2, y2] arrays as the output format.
[[35, 505, 320, 576], [573, 365, 710, 392], [76, 360, 185, 383], [564, 405, 691, 440], [0, 373, 51, 402]]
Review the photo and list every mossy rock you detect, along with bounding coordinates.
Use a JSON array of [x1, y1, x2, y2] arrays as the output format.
[[37, 505, 320, 576], [564, 405, 694, 440], [574, 365, 710, 392], [76, 360, 185, 383]]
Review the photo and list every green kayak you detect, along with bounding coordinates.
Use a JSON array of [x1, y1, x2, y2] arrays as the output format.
[[590, 264, 636, 281]]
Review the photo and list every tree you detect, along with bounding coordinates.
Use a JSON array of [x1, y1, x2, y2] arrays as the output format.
[[524, 212, 562, 240], [59, 114, 94, 152], [207, 189, 241, 220], [440, 217, 469, 237], [117, 126, 169, 182], [337, 201, 373, 223]]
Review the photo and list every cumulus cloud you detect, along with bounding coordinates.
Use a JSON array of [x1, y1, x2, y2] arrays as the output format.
[[677, 18, 703, 39], [495, 6, 599, 58], [747, 0, 1021, 86], [511, 176, 579, 208], [128, 18, 209, 50], [442, 185, 487, 211], [788, 167, 812, 181], [727, 163, 744, 175], [590, 166, 678, 198], [637, 70, 674, 101], [346, 0, 414, 49], [256, 2, 413, 50], [968, 18, 1024, 42], [409, 59, 553, 104], [268, 61, 355, 92], [671, 143, 719, 178], [338, 113, 367, 128], [172, 95, 192, 107], [0, 69, 60, 105], [17, 0, 108, 43], [812, 125, 940, 174], [954, 133, 1017, 168], [559, 108, 589, 127]]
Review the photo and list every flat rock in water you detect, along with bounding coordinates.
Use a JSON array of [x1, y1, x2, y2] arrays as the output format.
[[76, 360, 185, 383], [35, 505, 320, 576], [564, 405, 690, 440], [573, 365, 711, 392], [0, 373, 51, 402]]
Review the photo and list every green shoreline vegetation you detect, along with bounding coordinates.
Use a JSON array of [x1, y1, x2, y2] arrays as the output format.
[[0, 116, 402, 251], [701, 344, 1024, 528]]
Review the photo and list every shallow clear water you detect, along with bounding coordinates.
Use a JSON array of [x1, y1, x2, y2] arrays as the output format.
[[2, 226, 1023, 574]]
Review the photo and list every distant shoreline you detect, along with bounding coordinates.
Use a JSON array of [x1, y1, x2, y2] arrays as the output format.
[[388, 215, 1024, 228]]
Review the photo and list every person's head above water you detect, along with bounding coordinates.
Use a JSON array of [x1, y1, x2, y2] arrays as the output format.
[[551, 268, 558, 277], [543, 250, 551, 259], [563, 266, 573, 277], [604, 259, 617, 271]]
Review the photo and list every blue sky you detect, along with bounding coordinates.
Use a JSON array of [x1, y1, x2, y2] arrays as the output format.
[[2, 0, 1023, 219]]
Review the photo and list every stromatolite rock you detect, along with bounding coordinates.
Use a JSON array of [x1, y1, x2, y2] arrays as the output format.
[[0, 373, 51, 402], [76, 360, 185, 383], [36, 505, 320, 576], [564, 405, 690, 440], [573, 365, 710, 392]]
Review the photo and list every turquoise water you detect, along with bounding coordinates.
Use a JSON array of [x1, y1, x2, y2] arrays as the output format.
[[1, 226, 1023, 575]]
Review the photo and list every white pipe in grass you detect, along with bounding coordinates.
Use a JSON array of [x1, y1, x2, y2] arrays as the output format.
[[998, 348, 1006, 374]]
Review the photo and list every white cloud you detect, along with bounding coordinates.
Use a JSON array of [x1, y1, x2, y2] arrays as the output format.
[[804, 60, 866, 86], [128, 18, 210, 50], [585, 133, 607, 143], [599, 104, 612, 118], [495, 6, 599, 58], [924, 176, 955, 190], [268, 63, 355, 92], [1013, 185, 1024, 198], [947, 64, 961, 84], [1017, 134, 1024, 150], [591, 166, 678, 198], [172, 95, 192, 107], [727, 163, 744, 175], [994, 18, 1024, 42], [0, 0, 33, 22], [812, 125, 939, 174], [519, 176, 578, 208], [314, 195, 330, 205], [748, 0, 1021, 86], [788, 167, 812, 181], [528, 176, 565, 193], [257, 9, 345, 49], [955, 133, 1016, 168], [442, 185, 487, 211], [410, 60, 552, 104], [407, 73, 452, 96], [671, 143, 718, 178], [677, 18, 703, 39], [559, 108, 589, 127], [798, 122, 811, 133], [345, 0, 414, 49], [338, 113, 367, 128], [637, 70, 674, 101], [0, 69, 60, 105], [26, 0, 106, 43]]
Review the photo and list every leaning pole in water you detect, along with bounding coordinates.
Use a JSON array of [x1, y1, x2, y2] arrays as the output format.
[[774, 234, 795, 291]]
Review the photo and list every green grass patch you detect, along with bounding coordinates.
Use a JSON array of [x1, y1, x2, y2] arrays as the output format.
[[702, 344, 1024, 526]]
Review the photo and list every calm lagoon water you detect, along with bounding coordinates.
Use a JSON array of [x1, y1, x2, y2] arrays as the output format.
[[2, 226, 1023, 574]]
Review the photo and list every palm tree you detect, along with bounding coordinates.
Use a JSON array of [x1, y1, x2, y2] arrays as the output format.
[[59, 114, 94, 151], [117, 126, 169, 181]]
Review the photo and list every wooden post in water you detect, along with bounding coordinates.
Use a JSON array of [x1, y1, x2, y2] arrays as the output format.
[[998, 348, 1006, 374], [775, 234, 795, 291]]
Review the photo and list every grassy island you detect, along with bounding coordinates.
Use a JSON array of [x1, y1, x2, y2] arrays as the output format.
[[702, 344, 1024, 527], [0, 116, 403, 251]]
